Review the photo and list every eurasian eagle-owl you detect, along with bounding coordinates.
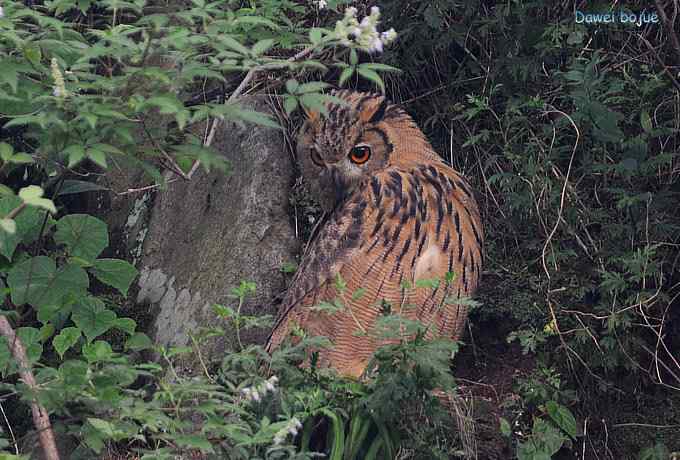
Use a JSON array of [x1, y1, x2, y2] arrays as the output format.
[[266, 90, 483, 378]]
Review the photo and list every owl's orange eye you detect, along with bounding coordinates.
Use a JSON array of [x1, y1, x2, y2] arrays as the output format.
[[349, 146, 371, 165], [310, 149, 324, 167]]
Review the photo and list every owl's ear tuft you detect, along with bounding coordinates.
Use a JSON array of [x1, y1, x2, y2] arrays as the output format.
[[359, 97, 388, 124]]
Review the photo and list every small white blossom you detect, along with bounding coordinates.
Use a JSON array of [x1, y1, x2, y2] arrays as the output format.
[[50, 58, 68, 98], [315, 0, 327, 8], [381, 28, 397, 43], [273, 434, 285, 445], [368, 37, 383, 53], [240, 375, 279, 402], [273, 417, 303, 446], [332, 6, 397, 54]]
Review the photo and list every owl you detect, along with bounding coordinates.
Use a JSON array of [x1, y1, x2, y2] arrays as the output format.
[[266, 90, 483, 378]]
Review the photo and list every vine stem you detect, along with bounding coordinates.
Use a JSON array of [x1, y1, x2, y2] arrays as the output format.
[[0, 316, 60, 460]]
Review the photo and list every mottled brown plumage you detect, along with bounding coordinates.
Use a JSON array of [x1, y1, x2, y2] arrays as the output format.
[[266, 90, 483, 378]]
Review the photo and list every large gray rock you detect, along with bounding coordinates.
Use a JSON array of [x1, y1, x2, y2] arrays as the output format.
[[98, 96, 298, 371]]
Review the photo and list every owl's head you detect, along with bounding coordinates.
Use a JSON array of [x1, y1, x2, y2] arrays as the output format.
[[297, 90, 434, 211]]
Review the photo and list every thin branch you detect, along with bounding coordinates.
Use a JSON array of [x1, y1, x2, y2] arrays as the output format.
[[0, 401, 19, 455], [655, 0, 680, 61], [541, 108, 580, 280], [639, 33, 680, 93], [0, 316, 60, 460], [4, 202, 27, 221], [202, 45, 316, 150]]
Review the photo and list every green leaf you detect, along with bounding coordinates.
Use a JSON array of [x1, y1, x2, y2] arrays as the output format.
[[64, 144, 86, 168], [17, 327, 42, 364], [23, 43, 42, 67], [351, 287, 366, 301], [0, 336, 11, 376], [283, 96, 298, 115], [0, 218, 16, 235], [545, 401, 577, 439], [144, 95, 182, 115], [309, 28, 323, 45], [300, 93, 329, 116], [338, 67, 354, 87], [349, 48, 358, 66], [88, 147, 107, 168], [18, 186, 56, 214], [82, 340, 113, 362], [285, 79, 299, 94], [58, 180, 109, 196], [114, 318, 136, 334], [54, 214, 109, 262], [229, 108, 280, 129], [0, 60, 20, 93], [0, 278, 5, 306], [40, 322, 55, 342], [640, 110, 652, 133], [233, 15, 279, 29], [219, 35, 251, 55], [499, 417, 511, 437], [251, 38, 275, 56], [297, 81, 330, 94], [174, 435, 214, 451], [358, 63, 401, 73], [9, 153, 33, 164], [71, 297, 117, 342], [356, 67, 385, 92], [212, 304, 235, 318], [125, 332, 152, 351], [0, 143, 13, 161], [8, 257, 89, 311], [90, 258, 138, 296], [87, 418, 116, 437], [319, 408, 345, 460], [53, 327, 82, 358]]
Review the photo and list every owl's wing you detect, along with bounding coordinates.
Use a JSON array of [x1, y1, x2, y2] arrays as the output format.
[[265, 163, 483, 354]]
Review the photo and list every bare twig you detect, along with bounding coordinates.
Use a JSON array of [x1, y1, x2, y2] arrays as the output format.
[[639, 34, 680, 93], [4, 202, 27, 221], [203, 45, 316, 150], [654, 0, 680, 60], [541, 109, 580, 279], [0, 316, 60, 460], [0, 401, 19, 455]]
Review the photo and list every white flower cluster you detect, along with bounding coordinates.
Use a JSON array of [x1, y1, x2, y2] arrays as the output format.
[[334, 6, 397, 53], [314, 0, 327, 8], [51, 58, 67, 98], [273, 417, 303, 446], [240, 375, 278, 402]]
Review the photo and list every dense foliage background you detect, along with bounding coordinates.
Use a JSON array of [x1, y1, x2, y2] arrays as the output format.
[[377, 1, 680, 458], [0, 0, 678, 459]]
